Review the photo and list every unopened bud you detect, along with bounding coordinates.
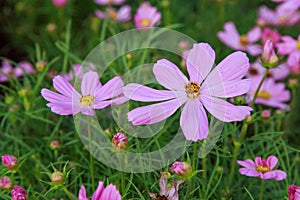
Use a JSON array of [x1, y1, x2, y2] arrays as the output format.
[[112, 132, 128, 151], [0, 176, 12, 190], [261, 109, 271, 121], [50, 140, 61, 150], [51, 171, 64, 186], [36, 61, 47, 72], [1, 154, 18, 171], [261, 40, 278, 68], [171, 161, 192, 177]]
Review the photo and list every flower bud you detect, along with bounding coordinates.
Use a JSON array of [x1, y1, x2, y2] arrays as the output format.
[[112, 132, 128, 151], [51, 171, 64, 186], [11, 186, 27, 200], [244, 115, 253, 124], [2, 154, 18, 171], [50, 140, 61, 150], [36, 61, 47, 72], [261, 109, 271, 121], [52, 0, 68, 7], [0, 176, 12, 190], [261, 40, 278, 68], [171, 161, 192, 177], [288, 78, 298, 89]]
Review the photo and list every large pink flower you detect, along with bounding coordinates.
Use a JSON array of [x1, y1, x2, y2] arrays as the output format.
[[41, 71, 127, 116], [237, 155, 287, 181], [134, 2, 161, 28], [217, 22, 262, 56], [247, 77, 290, 109], [79, 181, 121, 200], [124, 43, 252, 141]]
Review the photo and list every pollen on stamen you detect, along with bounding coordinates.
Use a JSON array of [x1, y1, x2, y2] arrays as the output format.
[[140, 19, 151, 27], [184, 81, 200, 99], [239, 35, 249, 46], [257, 90, 271, 100], [80, 95, 95, 106], [256, 165, 270, 173], [296, 41, 300, 50]]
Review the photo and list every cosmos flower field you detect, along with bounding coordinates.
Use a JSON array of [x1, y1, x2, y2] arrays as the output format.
[[1, 0, 300, 199]]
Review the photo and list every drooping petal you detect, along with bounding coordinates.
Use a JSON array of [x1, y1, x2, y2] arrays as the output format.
[[78, 185, 89, 200], [123, 83, 177, 102], [237, 159, 256, 169], [200, 95, 252, 122], [153, 59, 188, 91], [92, 182, 104, 200], [239, 168, 260, 177], [128, 98, 186, 125], [81, 71, 100, 96], [186, 43, 215, 84], [266, 155, 278, 169], [99, 184, 122, 200], [180, 100, 208, 141]]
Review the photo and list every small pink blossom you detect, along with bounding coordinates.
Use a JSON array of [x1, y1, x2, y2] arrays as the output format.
[[261, 40, 278, 68], [171, 161, 192, 177], [52, 0, 68, 7], [41, 71, 127, 116], [78, 181, 121, 200], [11, 186, 27, 200], [95, 5, 131, 22], [0, 176, 12, 190], [261, 27, 281, 45], [2, 154, 18, 171], [247, 77, 290, 109], [261, 109, 271, 119], [94, 0, 125, 5], [0, 61, 35, 82], [237, 155, 287, 181], [134, 2, 161, 28], [112, 132, 128, 150], [217, 22, 262, 56], [288, 185, 300, 200], [124, 43, 252, 141]]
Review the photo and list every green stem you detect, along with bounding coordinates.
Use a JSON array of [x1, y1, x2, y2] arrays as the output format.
[[62, 20, 72, 74], [62, 186, 77, 200], [250, 69, 269, 108], [259, 179, 264, 200], [88, 119, 95, 190], [184, 142, 198, 200]]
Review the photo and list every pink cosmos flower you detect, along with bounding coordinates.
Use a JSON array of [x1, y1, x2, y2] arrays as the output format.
[[52, 0, 68, 7], [247, 77, 290, 109], [94, 0, 125, 5], [2, 154, 18, 170], [134, 2, 161, 28], [258, 5, 300, 26], [11, 185, 27, 200], [146, 172, 184, 200], [217, 22, 262, 56], [78, 181, 121, 200], [247, 60, 289, 80], [41, 71, 127, 116], [237, 155, 287, 181], [288, 185, 300, 200], [0, 176, 12, 190], [0, 61, 35, 82], [277, 35, 300, 66], [95, 5, 131, 22], [287, 51, 300, 75], [124, 43, 252, 141], [261, 27, 281, 45]]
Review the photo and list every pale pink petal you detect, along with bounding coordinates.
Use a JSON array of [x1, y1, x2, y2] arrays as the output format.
[[128, 98, 186, 125], [186, 43, 215, 83], [247, 27, 261, 43], [287, 51, 300, 67], [123, 83, 177, 102], [237, 159, 256, 169], [273, 170, 287, 181], [153, 59, 188, 91], [94, 76, 124, 102], [255, 157, 263, 166], [266, 155, 278, 169], [239, 168, 260, 177], [41, 88, 72, 103], [200, 95, 252, 122], [270, 63, 290, 80], [53, 75, 76, 98], [258, 6, 277, 25], [158, 172, 168, 196], [78, 185, 89, 200], [260, 171, 277, 179], [99, 184, 121, 200], [217, 22, 240, 49], [180, 100, 208, 141], [277, 36, 297, 55], [81, 71, 99, 96], [116, 5, 131, 22], [95, 9, 106, 19], [92, 182, 104, 200], [247, 44, 262, 56]]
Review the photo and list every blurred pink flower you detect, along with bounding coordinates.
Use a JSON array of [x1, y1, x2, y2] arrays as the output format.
[[261, 27, 281, 45], [61, 64, 81, 82], [124, 43, 252, 141], [41, 71, 127, 116], [0, 176, 12, 190], [11, 185, 27, 200], [258, 4, 300, 26], [237, 155, 286, 181], [94, 0, 125, 5], [146, 172, 184, 200], [2, 154, 18, 171], [288, 185, 300, 200], [247, 60, 289, 80], [95, 5, 131, 22], [52, 0, 68, 7], [134, 2, 161, 28], [0, 61, 35, 82], [247, 77, 290, 109], [217, 22, 262, 56], [287, 52, 300, 75], [79, 181, 121, 200], [277, 35, 300, 68]]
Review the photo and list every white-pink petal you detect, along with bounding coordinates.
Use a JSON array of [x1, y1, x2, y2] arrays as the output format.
[[81, 71, 100, 96]]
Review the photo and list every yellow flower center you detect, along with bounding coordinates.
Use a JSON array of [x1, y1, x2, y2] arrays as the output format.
[[278, 16, 287, 23], [108, 11, 117, 20], [80, 95, 94, 106], [239, 35, 249, 46], [256, 165, 271, 173], [296, 41, 300, 50], [140, 19, 151, 27], [257, 90, 271, 100], [185, 81, 200, 98]]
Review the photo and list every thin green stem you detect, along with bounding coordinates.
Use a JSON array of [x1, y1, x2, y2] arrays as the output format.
[[62, 20, 72, 74], [62, 186, 77, 200], [259, 179, 264, 200], [88, 119, 95, 190], [250, 69, 269, 108]]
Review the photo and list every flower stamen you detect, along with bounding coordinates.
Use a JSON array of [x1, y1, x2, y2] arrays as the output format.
[[256, 165, 271, 173], [185, 81, 200, 98], [257, 90, 271, 100], [239, 35, 249, 46], [140, 19, 151, 27], [296, 41, 300, 50], [80, 95, 94, 106]]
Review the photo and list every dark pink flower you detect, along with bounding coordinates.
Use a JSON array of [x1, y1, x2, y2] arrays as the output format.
[[52, 0, 68, 7], [171, 161, 192, 177], [95, 5, 131, 22], [11, 186, 27, 200], [112, 132, 128, 150], [78, 181, 121, 200], [261, 27, 281, 45], [217, 22, 262, 56], [2, 154, 18, 171], [288, 185, 300, 200], [94, 0, 125, 5], [237, 155, 287, 181], [134, 2, 161, 28], [0, 176, 12, 190]]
